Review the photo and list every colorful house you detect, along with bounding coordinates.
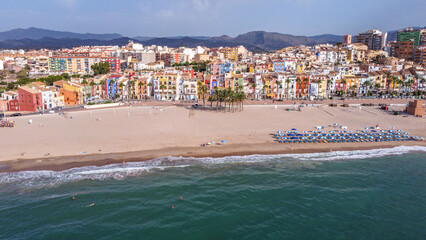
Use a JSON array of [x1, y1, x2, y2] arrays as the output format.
[[18, 86, 42, 112]]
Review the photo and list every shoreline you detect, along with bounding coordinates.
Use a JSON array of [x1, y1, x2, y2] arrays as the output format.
[[1, 141, 425, 173]]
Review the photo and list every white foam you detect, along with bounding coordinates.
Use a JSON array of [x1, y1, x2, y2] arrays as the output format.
[[0, 146, 425, 188]]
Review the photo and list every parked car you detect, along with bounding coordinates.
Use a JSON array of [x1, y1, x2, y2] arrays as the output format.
[[11, 113, 22, 117], [0, 113, 4, 118], [52, 106, 63, 111]]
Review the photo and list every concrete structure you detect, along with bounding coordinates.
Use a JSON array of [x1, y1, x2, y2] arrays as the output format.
[[390, 41, 415, 60], [397, 28, 424, 46], [343, 35, 352, 45], [414, 46, 426, 65], [194, 54, 210, 63], [354, 30, 387, 50], [405, 100, 424, 117]]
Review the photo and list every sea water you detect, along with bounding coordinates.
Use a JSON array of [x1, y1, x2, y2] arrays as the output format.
[[0, 146, 425, 240]]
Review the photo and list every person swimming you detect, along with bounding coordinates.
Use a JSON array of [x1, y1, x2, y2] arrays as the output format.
[[87, 203, 95, 207]]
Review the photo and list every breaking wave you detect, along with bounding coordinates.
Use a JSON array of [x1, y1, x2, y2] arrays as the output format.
[[0, 146, 425, 188]]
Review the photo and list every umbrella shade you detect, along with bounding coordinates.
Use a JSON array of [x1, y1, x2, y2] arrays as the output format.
[[291, 128, 297, 131]]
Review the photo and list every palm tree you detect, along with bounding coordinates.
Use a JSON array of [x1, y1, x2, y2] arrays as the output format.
[[172, 86, 176, 100], [251, 83, 257, 99], [184, 84, 188, 100], [303, 78, 309, 98], [89, 81, 96, 99], [119, 82, 125, 100], [285, 78, 291, 100], [159, 84, 166, 100], [351, 84, 358, 96], [397, 79, 404, 95], [296, 78, 302, 98], [326, 79, 332, 99], [363, 80, 370, 95], [317, 79, 322, 99], [262, 85, 267, 100], [138, 81, 144, 100], [391, 76, 397, 93], [199, 84, 208, 106], [147, 82, 153, 99], [129, 80, 135, 100], [341, 80, 347, 96], [275, 80, 282, 100], [385, 72, 391, 91]]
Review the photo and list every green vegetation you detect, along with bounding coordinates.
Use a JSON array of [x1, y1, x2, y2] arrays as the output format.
[[173, 61, 211, 72], [91, 62, 111, 76], [207, 87, 247, 112]]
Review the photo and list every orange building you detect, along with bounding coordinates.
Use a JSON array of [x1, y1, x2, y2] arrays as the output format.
[[60, 88, 78, 105]]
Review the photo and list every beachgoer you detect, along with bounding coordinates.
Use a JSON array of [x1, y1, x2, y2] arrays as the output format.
[[172, 205, 174, 209], [87, 203, 95, 207], [72, 196, 75, 200], [180, 197, 183, 200], [122, 160, 126, 167], [290, 145, 294, 151]]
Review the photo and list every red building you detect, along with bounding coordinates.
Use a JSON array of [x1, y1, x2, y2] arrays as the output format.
[[18, 86, 42, 112], [101, 57, 121, 72], [8, 99, 19, 111], [182, 68, 194, 78], [296, 76, 310, 97]]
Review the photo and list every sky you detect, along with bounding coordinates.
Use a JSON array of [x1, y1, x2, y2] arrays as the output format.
[[0, 0, 425, 37]]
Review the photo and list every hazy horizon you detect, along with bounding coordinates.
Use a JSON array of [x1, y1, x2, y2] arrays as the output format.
[[0, 0, 425, 37]]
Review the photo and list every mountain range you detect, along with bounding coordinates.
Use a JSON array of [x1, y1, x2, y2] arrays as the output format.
[[0, 27, 423, 52], [0, 27, 344, 51]]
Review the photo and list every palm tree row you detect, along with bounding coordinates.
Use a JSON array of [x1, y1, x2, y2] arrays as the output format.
[[208, 87, 247, 112]]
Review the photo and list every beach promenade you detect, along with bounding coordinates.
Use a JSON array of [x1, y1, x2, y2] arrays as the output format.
[[0, 102, 425, 172]]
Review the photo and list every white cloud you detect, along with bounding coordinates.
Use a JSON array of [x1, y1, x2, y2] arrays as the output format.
[[192, 0, 210, 11], [57, 0, 78, 9]]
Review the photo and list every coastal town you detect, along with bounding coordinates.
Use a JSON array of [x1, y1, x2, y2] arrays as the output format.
[[0, 27, 425, 114]]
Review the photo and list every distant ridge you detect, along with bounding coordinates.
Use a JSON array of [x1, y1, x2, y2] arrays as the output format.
[[0, 27, 122, 41], [3, 26, 421, 51]]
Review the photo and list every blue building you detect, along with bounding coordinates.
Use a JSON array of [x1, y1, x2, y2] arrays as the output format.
[[220, 62, 233, 74], [273, 62, 286, 72], [105, 77, 119, 98]]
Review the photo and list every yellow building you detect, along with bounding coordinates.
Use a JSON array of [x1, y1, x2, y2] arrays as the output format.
[[63, 81, 85, 104], [154, 73, 178, 100], [343, 75, 361, 93]]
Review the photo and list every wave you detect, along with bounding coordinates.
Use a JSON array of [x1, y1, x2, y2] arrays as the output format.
[[0, 146, 425, 188]]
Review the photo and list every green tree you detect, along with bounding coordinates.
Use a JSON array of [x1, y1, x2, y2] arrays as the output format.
[[6, 82, 16, 90], [61, 73, 70, 80], [91, 62, 111, 76]]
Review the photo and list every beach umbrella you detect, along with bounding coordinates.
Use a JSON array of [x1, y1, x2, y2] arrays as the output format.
[[297, 134, 303, 136], [372, 130, 377, 132], [288, 134, 295, 136], [221, 140, 226, 144], [291, 137, 298, 139], [291, 128, 297, 131]]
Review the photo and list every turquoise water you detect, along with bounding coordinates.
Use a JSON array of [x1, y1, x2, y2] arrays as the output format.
[[0, 146, 425, 240]]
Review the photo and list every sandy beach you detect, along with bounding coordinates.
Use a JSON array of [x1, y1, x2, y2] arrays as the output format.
[[1, 102, 425, 172]]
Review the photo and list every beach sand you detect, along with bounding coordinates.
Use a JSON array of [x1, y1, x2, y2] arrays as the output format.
[[1, 103, 425, 172]]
